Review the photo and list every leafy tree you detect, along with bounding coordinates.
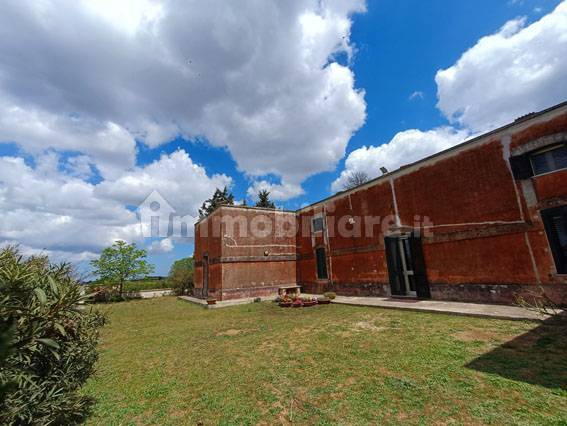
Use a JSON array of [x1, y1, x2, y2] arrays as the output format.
[[198, 187, 235, 218], [255, 189, 276, 209], [0, 246, 106, 424], [168, 257, 194, 296], [90, 241, 154, 296], [343, 170, 370, 190]]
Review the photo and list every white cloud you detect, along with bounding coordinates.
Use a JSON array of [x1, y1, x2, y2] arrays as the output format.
[[247, 180, 304, 202], [409, 91, 424, 101], [148, 238, 174, 254], [0, 0, 367, 185], [436, 1, 567, 132], [96, 149, 231, 213], [332, 127, 469, 192], [0, 150, 227, 255], [334, 3, 567, 193]]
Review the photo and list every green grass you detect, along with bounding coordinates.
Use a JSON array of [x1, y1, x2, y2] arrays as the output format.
[[83, 297, 567, 425]]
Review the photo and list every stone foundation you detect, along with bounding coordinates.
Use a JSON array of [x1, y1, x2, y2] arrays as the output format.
[[301, 282, 390, 297], [219, 285, 287, 301], [429, 283, 567, 307]]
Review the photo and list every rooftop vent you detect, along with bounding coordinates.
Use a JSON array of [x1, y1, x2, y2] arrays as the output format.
[[514, 112, 536, 123]]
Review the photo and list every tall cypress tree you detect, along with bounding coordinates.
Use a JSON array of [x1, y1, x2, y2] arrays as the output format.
[[198, 187, 235, 218], [255, 190, 275, 209]]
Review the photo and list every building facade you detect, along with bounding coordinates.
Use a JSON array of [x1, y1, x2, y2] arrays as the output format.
[[194, 102, 567, 305]]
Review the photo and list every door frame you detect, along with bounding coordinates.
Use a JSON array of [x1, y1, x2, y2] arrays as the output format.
[[384, 231, 430, 299], [202, 253, 209, 298]]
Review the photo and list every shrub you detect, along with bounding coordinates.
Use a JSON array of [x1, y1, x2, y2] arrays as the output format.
[[323, 291, 337, 300], [0, 247, 106, 424], [168, 257, 194, 296]]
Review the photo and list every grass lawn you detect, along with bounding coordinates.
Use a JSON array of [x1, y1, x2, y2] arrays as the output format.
[[83, 297, 567, 425]]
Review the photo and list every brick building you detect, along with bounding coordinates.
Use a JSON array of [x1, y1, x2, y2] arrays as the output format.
[[194, 101, 567, 305]]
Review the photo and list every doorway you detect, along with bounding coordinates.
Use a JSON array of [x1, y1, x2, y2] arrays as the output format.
[[385, 232, 430, 298], [202, 254, 209, 298]]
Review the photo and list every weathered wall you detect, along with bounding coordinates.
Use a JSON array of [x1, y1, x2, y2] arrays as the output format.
[[195, 207, 297, 300], [194, 105, 567, 305], [297, 108, 567, 304], [194, 213, 223, 297]]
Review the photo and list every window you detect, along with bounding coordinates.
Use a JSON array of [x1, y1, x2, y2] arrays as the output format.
[[541, 205, 567, 274], [315, 247, 328, 279], [312, 216, 324, 233], [530, 144, 567, 175]]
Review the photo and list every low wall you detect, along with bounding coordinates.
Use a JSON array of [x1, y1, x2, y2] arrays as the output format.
[[125, 289, 174, 299]]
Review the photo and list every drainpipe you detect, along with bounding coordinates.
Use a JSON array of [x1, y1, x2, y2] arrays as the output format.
[[323, 204, 334, 291]]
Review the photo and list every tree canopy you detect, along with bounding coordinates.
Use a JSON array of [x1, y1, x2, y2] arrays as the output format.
[[90, 241, 154, 295], [343, 171, 370, 190], [198, 187, 235, 218], [255, 189, 276, 209], [168, 257, 194, 295]]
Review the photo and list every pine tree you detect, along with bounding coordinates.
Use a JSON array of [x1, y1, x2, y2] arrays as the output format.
[[198, 187, 235, 218], [255, 190, 276, 209]]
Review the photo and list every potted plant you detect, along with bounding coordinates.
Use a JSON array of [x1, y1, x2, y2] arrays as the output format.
[[279, 295, 292, 307], [206, 296, 217, 305], [302, 297, 317, 307], [292, 298, 303, 308], [323, 291, 336, 300]]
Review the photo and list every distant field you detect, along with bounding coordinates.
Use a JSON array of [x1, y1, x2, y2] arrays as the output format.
[[83, 297, 566, 425], [87, 278, 173, 292]]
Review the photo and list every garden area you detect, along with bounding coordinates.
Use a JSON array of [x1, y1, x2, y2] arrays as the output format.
[[82, 297, 567, 425]]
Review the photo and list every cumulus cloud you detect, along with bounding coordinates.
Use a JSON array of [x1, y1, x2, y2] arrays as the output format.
[[332, 127, 469, 192], [247, 180, 304, 202], [0, 150, 228, 257], [436, 1, 567, 132], [0, 0, 368, 258], [96, 149, 231, 214], [148, 238, 174, 254], [0, 0, 366, 184], [334, 3, 567, 192]]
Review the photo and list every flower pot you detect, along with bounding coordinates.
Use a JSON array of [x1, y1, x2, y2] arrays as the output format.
[[206, 299, 216, 305]]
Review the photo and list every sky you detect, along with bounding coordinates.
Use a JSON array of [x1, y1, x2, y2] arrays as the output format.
[[0, 0, 566, 276]]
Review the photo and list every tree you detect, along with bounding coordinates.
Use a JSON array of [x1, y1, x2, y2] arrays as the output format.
[[343, 171, 370, 190], [255, 189, 276, 209], [90, 241, 154, 296], [168, 257, 194, 296], [198, 187, 235, 218], [0, 246, 106, 424]]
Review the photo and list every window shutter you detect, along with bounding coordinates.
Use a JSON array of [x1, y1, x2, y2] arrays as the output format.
[[409, 232, 431, 299], [384, 237, 404, 296], [509, 154, 534, 180]]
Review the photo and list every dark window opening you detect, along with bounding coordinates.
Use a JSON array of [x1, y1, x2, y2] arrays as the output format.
[[315, 247, 328, 280], [541, 205, 567, 274], [531, 144, 567, 175], [312, 216, 324, 233]]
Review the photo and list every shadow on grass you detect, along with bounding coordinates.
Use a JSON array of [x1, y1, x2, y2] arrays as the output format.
[[466, 313, 567, 390]]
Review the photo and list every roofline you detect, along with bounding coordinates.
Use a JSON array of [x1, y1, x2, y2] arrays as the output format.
[[194, 100, 567, 223], [195, 204, 296, 226], [298, 100, 567, 213]]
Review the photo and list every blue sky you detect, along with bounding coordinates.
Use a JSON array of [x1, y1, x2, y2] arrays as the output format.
[[0, 0, 566, 276], [145, 0, 563, 274]]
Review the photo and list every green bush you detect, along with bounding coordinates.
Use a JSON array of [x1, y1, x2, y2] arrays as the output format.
[[168, 257, 194, 296], [323, 291, 337, 300], [0, 247, 106, 424]]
